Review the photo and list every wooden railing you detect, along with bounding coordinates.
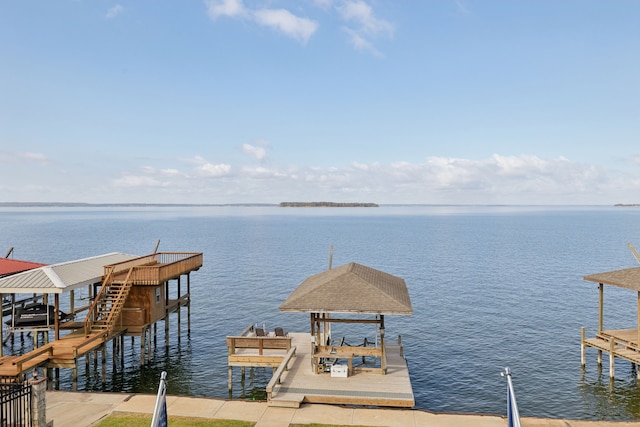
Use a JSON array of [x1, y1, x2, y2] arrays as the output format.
[[106, 252, 203, 285], [227, 336, 292, 356], [10, 344, 54, 374], [266, 347, 297, 400]]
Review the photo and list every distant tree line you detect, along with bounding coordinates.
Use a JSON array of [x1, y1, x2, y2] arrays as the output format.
[[279, 202, 379, 207]]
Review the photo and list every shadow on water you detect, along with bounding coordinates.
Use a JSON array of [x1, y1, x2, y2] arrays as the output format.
[[580, 365, 640, 419]]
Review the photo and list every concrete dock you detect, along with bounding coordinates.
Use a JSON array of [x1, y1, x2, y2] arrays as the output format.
[[46, 390, 640, 427]]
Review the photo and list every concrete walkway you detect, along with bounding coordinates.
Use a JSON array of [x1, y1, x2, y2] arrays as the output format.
[[45, 391, 640, 427]]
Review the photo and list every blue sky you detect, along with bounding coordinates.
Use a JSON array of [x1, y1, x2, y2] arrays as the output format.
[[1, 0, 638, 205]]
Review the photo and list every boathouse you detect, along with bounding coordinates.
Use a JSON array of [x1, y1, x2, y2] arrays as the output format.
[[279, 262, 413, 376], [226, 262, 415, 408], [581, 266, 640, 377], [0, 251, 202, 384]]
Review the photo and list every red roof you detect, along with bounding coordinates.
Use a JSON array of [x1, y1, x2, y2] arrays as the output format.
[[0, 258, 47, 276]]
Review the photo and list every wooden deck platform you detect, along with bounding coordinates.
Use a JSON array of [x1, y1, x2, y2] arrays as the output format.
[[263, 333, 414, 408], [0, 328, 124, 376], [582, 328, 640, 377]]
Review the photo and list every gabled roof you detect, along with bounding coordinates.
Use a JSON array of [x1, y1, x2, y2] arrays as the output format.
[[0, 258, 47, 277], [584, 267, 640, 291], [0, 252, 138, 294], [279, 262, 413, 315]]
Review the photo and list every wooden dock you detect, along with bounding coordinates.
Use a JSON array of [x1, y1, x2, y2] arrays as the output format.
[[228, 331, 414, 408], [581, 327, 640, 377], [0, 252, 202, 382]]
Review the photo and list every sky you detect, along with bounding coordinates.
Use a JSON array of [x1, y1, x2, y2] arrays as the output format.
[[1, 0, 639, 205]]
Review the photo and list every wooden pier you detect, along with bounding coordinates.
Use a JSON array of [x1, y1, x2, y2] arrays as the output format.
[[581, 266, 640, 377], [227, 330, 414, 408], [0, 251, 202, 383]]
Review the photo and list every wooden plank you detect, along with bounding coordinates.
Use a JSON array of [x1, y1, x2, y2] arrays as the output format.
[[267, 332, 414, 408]]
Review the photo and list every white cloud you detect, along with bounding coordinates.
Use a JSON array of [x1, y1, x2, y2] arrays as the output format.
[[205, 0, 246, 20], [205, 0, 318, 44], [10, 150, 640, 204], [112, 175, 163, 188], [242, 143, 267, 161], [0, 151, 50, 164], [106, 5, 124, 20], [253, 8, 319, 44], [336, 0, 393, 56], [198, 162, 232, 177], [337, 0, 393, 37], [343, 27, 382, 57]]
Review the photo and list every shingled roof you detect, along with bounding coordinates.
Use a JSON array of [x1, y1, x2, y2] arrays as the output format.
[[279, 262, 413, 315], [584, 267, 640, 291]]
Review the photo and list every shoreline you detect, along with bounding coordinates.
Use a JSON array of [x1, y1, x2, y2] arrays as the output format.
[[47, 390, 640, 427]]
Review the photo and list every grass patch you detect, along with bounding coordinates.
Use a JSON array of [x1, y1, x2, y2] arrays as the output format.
[[93, 413, 254, 427]]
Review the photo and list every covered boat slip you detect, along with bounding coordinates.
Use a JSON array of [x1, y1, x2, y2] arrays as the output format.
[[226, 261, 415, 408], [226, 330, 414, 408], [581, 266, 640, 376], [0, 251, 203, 380]]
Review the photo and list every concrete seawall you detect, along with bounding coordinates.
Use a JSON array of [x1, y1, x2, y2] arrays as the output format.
[[46, 391, 640, 427]]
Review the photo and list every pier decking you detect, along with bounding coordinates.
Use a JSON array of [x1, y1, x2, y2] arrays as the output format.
[[0, 251, 202, 382], [581, 266, 640, 377], [227, 331, 414, 408]]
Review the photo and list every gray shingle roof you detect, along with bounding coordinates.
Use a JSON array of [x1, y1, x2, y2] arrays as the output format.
[[0, 253, 137, 294], [279, 262, 413, 315], [584, 267, 640, 291]]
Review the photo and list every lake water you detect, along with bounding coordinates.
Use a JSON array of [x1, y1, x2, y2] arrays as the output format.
[[2, 204, 640, 420]]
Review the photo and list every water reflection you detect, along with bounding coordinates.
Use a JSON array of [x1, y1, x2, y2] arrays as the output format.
[[580, 365, 640, 419]]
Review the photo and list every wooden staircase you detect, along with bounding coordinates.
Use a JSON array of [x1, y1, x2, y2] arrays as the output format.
[[84, 266, 134, 334]]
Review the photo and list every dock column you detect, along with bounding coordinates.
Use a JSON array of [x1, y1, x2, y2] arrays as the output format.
[[165, 311, 170, 349], [101, 344, 107, 384], [177, 277, 182, 342], [580, 327, 586, 367], [187, 274, 191, 335], [609, 338, 615, 378], [228, 366, 233, 392], [140, 329, 146, 366]]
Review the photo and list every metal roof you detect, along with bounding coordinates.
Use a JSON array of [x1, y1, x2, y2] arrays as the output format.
[[0, 258, 47, 277], [279, 262, 413, 315], [0, 253, 138, 294], [584, 267, 640, 291]]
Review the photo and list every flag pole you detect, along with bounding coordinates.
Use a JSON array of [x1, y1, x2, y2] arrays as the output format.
[[501, 367, 522, 427], [151, 371, 168, 427]]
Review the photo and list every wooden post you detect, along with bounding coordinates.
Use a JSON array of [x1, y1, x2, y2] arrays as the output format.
[[598, 283, 604, 333], [120, 335, 125, 366], [165, 310, 170, 350], [380, 315, 386, 374], [140, 330, 145, 366], [177, 276, 182, 342], [637, 291, 640, 350], [187, 274, 191, 335], [54, 294, 60, 340], [101, 344, 107, 384], [228, 366, 233, 392], [580, 327, 586, 367], [609, 337, 615, 378]]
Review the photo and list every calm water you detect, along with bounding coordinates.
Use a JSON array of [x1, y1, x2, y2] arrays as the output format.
[[2, 205, 640, 420]]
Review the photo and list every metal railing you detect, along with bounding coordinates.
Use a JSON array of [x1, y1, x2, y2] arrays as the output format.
[[0, 381, 32, 427]]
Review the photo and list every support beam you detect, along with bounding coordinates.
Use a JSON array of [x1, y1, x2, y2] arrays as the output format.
[[580, 327, 586, 367], [598, 283, 604, 333]]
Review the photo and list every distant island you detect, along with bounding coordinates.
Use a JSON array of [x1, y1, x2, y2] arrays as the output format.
[[279, 202, 379, 208], [615, 204, 640, 207]]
